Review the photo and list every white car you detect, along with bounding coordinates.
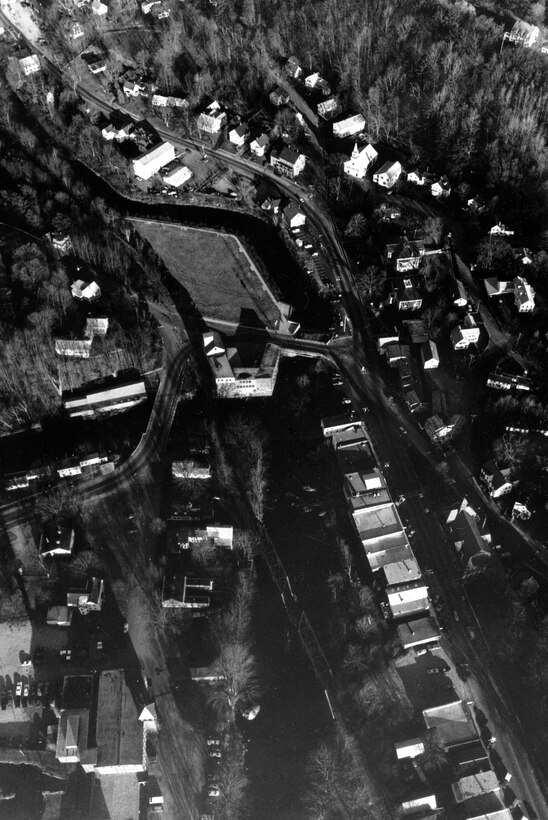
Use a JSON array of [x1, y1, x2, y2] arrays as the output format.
[[208, 786, 220, 798]]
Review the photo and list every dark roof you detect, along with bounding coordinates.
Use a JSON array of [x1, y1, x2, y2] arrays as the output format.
[[272, 145, 300, 165]]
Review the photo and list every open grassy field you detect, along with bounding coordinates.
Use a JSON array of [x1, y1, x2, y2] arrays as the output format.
[[131, 220, 282, 329]]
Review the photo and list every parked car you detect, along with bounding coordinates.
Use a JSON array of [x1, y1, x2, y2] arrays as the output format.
[[208, 786, 220, 798]]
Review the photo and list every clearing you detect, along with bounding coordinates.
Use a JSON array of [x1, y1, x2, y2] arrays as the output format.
[[130, 220, 283, 329]]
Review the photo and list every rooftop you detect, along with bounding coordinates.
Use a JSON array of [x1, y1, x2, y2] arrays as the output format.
[[352, 503, 403, 541], [397, 617, 439, 648], [96, 670, 143, 768], [383, 557, 422, 586], [90, 771, 140, 820], [422, 700, 478, 747]]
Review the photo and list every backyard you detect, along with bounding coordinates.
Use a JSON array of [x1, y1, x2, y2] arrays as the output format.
[[130, 220, 283, 329]]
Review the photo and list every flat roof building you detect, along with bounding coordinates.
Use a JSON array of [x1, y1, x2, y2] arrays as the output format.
[[132, 141, 175, 180]]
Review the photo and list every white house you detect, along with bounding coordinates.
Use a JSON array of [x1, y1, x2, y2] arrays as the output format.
[[373, 160, 402, 189], [317, 97, 339, 119], [343, 143, 378, 179], [18, 54, 40, 75], [283, 202, 306, 229], [270, 146, 306, 178], [132, 141, 175, 180], [490, 222, 514, 236], [197, 101, 227, 134], [431, 175, 451, 198], [91, 0, 108, 15], [123, 80, 143, 97], [71, 280, 101, 301], [484, 277, 513, 298], [85, 317, 108, 337], [508, 19, 540, 48], [162, 162, 193, 187], [229, 123, 250, 147], [304, 72, 330, 93], [250, 134, 269, 157], [406, 170, 426, 186], [55, 339, 93, 358], [68, 21, 85, 39], [450, 314, 480, 349], [480, 460, 514, 498], [332, 114, 366, 138], [421, 340, 440, 369], [513, 276, 535, 312]]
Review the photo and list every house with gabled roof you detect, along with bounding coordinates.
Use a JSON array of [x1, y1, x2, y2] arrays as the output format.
[[507, 18, 540, 47], [450, 313, 480, 349], [317, 97, 340, 119], [385, 239, 425, 272], [373, 160, 402, 189], [71, 280, 101, 301], [270, 145, 306, 178], [480, 460, 514, 498], [343, 143, 378, 179], [431, 175, 451, 198], [332, 114, 365, 138], [197, 101, 227, 134], [285, 56, 302, 78], [390, 277, 422, 311], [421, 340, 439, 369], [283, 202, 306, 229], [484, 277, 514, 298], [55, 339, 93, 358], [40, 521, 75, 558], [250, 133, 269, 157], [85, 317, 108, 338], [269, 86, 289, 106], [229, 122, 250, 147], [513, 275, 535, 312]]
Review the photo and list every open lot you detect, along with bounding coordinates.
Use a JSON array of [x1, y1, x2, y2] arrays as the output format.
[[131, 220, 282, 329]]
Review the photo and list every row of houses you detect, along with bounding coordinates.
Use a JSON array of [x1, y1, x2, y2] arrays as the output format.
[[5, 451, 114, 492]]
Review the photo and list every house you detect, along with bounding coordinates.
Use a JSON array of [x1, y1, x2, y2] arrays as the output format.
[[161, 162, 193, 187], [451, 279, 468, 307], [149, 94, 170, 107], [269, 87, 289, 107], [40, 522, 75, 558], [67, 577, 104, 613], [480, 460, 514, 498], [18, 53, 40, 75], [71, 280, 101, 301], [406, 169, 426, 186], [422, 700, 478, 749], [424, 415, 454, 442], [385, 239, 425, 271], [376, 332, 400, 353], [91, 0, 108, 14], [68, 20, 85, 39], [332, 114, 365, 138], [321, 415, 360, 438], [343, 143, 378, 179], [467, 811, 513, 820], [431, 175, 451, 198], [486, 368, 533, 392], [46, 606, 73, 626], [172, 524, 233, 551], [382, 558, 429, 619], [197, 101, 227, 134], [101, 112, 134, 142], [452, 770, 502, 804], [384, 343, 410, 366], [85, 317, 109, 337], [507, 19, 540, 47], [283, 202, 306, 229], [373, 160, 402, 189], [270, 145, 306, 178], [151, 3, 170, 18], [172, 459, 211, 479], [203, 330, 281, 398], [513, 247, 533, 265], [250, 134, 269, 157], [450, 313, 480, 349], [55, 339, 93, 358], [55, 676, 94, 762], [394, 738, 425, 760], [141, 0, 160, 10], [132, 141, 175, 181], [285, 56, 302, 78], [512, 500, 532, 521], [421, 340, 439, 369], [229, 123, 250, 147], [64, 379, 147, 418], [489, 222, 514, 236], [139, 704, 159, 733], [344, 467, 390, 506], [484, 277, 513, 298], [447, 501, 492, 568], [82, 51, 106, 74], [397, 617, 440, 651], [351, 502, 410, 569], [513, 275, 535, 312], [317, 97, 340, 119], [403, 387, 421, 413], [123, 80, 143, 97], [162, 574, 213, 608], [47, 232, 73, 255], [304, 72, 331, 95], [391, 278, 422, 311], [88, 669, 145, 775]]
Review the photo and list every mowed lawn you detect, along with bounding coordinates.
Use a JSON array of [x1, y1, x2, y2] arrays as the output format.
[[132, 220, 281, 328]]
